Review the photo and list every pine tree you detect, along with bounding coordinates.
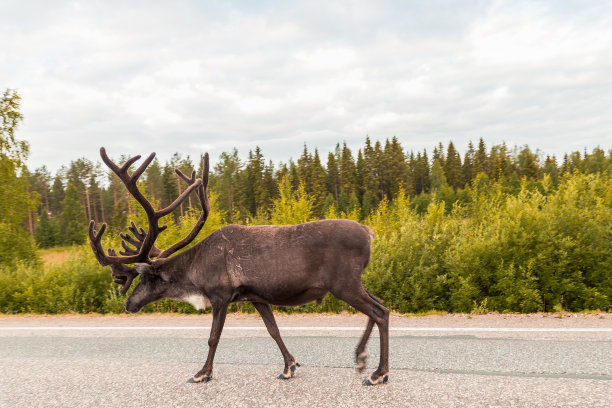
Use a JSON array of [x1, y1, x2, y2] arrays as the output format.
[[430, 160, 449, 191], [49, 174, 65, 216], [288, 159, 299, 191], [88, 173, 102, 223], [35, 210, 59, 248], [210, 149, 242, 223], [145, 157, 164, 204], [463, 141, 476, 186], [326, 152, 339, 202], [561, 154, 571, 174], [310, 149, 327, 217], [432, 142, 445, 168], [516, 146, 539, 179], [66, 157, 94, 222], [361, 190, 378, 218], [412, 150, 430, 194], [443, 141, 463, 190], [60, 183, 87, 245], [259, 160, 275, 213], [474, 138, 489, 176], [297, 144, 312, 191], [543, 155, 559, 186], [490, 143, 511, 182], [383, 137, 409, 198], [240, 147, 267, 217], [31, 166, 51, 214], [360, 137, 380, 205], [372, 140, 385, 199], [339, 142, 356, 196], [161, 160, 179, 212]]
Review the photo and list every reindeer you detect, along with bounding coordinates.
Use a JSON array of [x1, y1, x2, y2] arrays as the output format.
[[88, 148, 389, 386]]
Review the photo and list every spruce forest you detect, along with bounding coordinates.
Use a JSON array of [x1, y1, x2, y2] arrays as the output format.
[[1, 90, 611, 314]]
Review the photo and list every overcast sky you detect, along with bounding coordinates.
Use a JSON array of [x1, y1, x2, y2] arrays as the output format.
[[2, 0, 611, 173]]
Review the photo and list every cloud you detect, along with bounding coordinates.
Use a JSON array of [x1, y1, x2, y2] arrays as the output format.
[[0, 0, 610, 173]]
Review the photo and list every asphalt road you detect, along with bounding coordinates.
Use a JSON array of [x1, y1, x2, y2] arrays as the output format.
[[1, 315, 611, 407]]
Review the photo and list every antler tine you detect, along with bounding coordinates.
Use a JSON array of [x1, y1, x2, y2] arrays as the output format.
[[119, 239, 139, 256], [88, 220, 146, 265], [128, 221, 146, 240], [175, 168, 196, 184], [156, 179, 202, 217], [100, 147, 155, 186], [202, 152, 210, 192], [118, 222, 163, 258], [88, 221, 110, 266], [130, 152, 156, 182], [100, 147, 141, 176], [107, 248, 136, 289], [106, 248, 138, 295]]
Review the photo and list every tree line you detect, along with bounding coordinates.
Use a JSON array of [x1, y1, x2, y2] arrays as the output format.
[[25, 138, 612, 250]]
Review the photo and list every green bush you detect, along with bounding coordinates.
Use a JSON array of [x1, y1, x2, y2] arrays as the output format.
[[364, 173, 612, 313], [0, 172, 610, 314]]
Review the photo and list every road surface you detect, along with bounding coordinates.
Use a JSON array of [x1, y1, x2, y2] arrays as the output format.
[[1, 313, 610, 407]]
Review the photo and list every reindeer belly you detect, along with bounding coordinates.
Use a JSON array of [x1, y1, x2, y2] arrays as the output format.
[[240, 287, 329, 307]]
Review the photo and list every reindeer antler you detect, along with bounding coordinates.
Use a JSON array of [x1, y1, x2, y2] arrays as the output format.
[[118, 221, 162, 258], [115, 153, 210, 260], [88, 148, 206, 294]]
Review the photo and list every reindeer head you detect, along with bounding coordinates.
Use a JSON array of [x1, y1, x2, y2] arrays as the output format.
[[88, 147, 210, 313]]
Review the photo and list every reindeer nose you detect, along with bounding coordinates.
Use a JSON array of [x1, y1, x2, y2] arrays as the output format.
[[125, 299, 138, 314]]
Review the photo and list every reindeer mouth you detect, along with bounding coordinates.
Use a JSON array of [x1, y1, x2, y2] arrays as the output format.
[[124, 299, 141, 314]]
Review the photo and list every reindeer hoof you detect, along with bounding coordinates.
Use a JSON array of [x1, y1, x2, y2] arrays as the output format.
[[355, 352, 368, 373], [278, 362, 300, 379], [188, 375, 212, 383], [363, 374, 389, 386]]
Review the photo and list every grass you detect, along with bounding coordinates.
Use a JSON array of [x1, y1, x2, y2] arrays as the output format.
[[38, 246, 76, 266]]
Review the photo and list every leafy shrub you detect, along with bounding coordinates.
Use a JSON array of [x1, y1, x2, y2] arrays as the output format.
[[1, 172, 610, 314]]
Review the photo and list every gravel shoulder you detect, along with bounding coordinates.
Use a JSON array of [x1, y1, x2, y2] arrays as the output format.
[[2, 312, 611, 327], [1, 313, 610, 340]]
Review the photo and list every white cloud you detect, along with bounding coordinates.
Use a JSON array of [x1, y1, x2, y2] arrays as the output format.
[[0, 0, 610, 172]]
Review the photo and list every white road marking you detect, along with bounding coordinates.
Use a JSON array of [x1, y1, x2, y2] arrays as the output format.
[[0, 326, 611, 332]]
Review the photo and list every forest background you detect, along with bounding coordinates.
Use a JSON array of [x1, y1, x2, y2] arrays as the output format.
[[1, 89, 611, 314]]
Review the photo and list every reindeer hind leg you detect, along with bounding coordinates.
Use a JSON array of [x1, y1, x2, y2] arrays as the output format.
[[330, 286, 389, 386]]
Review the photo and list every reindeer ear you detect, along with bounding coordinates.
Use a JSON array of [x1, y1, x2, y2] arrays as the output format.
[[134, 263, 150, 274]]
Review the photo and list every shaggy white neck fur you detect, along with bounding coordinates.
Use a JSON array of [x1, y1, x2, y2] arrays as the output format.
[[183, 294, 212, 310]]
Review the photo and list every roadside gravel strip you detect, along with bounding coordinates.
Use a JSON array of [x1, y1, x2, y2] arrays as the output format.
[[1, 313, 611, 407]]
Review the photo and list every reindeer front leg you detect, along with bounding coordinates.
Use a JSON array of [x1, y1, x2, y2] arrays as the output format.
[[189, 301, 228, 383]]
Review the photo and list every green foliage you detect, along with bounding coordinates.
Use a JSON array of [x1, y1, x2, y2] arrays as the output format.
[[364, 172, 612, 313], [35, 211, 60, 248], [0, 223, 38, 267], [269, 176, 314, 225], [60, 183, 87, 245], [0, 172, 610, 314], [0, 248, 109, 313], [0, 89, 39, 266]]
